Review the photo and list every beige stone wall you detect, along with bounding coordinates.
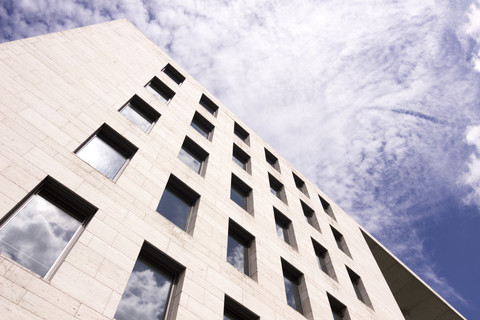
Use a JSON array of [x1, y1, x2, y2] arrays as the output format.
[[0, 19, 405, 319]]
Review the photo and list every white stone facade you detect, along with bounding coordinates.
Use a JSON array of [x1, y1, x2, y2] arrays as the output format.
[[0, 20, 463, 320]]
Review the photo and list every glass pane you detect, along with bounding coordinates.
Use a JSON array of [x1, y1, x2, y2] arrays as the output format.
[[0, 195, 81, 277], [115, 258, 173, 320], [77, 136, 127, 180], [317, 254, 328, 274], [270, 187, 280, 198], [156, 188, 191, 229], [191, 121, 208, 138], [178, 148, 202, 173], [147, 85, 168, 104], [121, 104, 152, 132], [232, 155, 246, 169], [227, 235, 247, 274], [230, 187, 247, 210], [284, 277, 298, 310]]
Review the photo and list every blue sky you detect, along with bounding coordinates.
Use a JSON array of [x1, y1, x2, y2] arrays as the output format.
[[1, 0, 479, 318]]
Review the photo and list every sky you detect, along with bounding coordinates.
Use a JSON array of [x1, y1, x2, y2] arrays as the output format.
[[1, 0, 479, 318]]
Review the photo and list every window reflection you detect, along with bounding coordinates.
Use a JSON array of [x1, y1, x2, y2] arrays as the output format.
[[121, 103, 152, 132], [115, 258, 173, 320], [284, 276, 302, 313], [77, 136, 127, 180], [0, 195, 81, 277], [178, 148, 202, 173], [156, 188, 191, 229], [146, 85, 169, 104], [230, 187, 246, 210], [227, 235, 247, 274]]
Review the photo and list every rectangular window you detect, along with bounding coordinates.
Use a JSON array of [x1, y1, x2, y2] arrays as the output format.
[[75, 124, 138, 181], [281, 259, 311, 316], [232, 144, 251, 173], [199, 94, 219, 116], [191, 111, 214, 140], [224, 295, 259, 320], [226, 219, 256, 278], [156, 175, 200, 233], [234, 122, 250, 146], [145, 77, 175, 104], [230, 174, 253, 214], [346, 266, 372, 307], [0, 176, 97, 279], [331, 226, 351, 257], [319, 195, 336, 220], [268, 173, 287, 204], [265, 148, 280, 172], [312, 238, 336, 279], [177, 136, 209, 176], [301, 200, 320, 232], [115, 242, 185, 320], [119, 95, 160, 133], [162, 63, 185, 85], [293, 172, 309, 197], [274, 208, 296, 248], [327, 293, 351, 320]]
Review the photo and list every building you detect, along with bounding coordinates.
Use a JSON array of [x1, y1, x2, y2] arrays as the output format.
[[0, 20, 465, 320]]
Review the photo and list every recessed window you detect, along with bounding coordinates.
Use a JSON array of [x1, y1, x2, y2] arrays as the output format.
[[115, 242, 185, 320], [346, 266, 372, 307], [331, 226, 351, 257], [319, 195, 336, 220], [76, 124, 138, 181], [230, 174, 253, 214], [226, 219, 256, 278], [145, 76, 175, 104], [301, 200, 320, 232], [269, 173, 287, 204], [119, 95, 160, 133], [156, 175, 200, 233], [293, 172, 309, 197], [265, 148, 280, 172], [274, 208, 296, 248], [199, 94, 219, 116], [312, 238, 336, 279], [327, 293, 351, 320], [191, 111, 214, 140], [0, 176, 97, 279], [281, 258, 311, 316], [162, 63, 185, 85], [177, 136, 209, 176], [224, 295, 259, 320], [234, 122, 250, 146], [232, 144, 251, 173]]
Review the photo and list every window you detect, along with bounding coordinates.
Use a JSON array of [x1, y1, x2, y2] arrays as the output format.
[[311, 238, 336, 279], [232, 144, 251, 173], [224, 295, 259, 320], [226, 219, 256, 278], [75, 124, 138, 181], [234, 122, 250, 145], [265, 148, 280, 172], [177, 136, 209, 176], [191, 111, 214, 140], [274, 208, 296, 248], [281, 259, 311, 316], [293, 172, 309, 197], [346, 266, 372, 307], [156, 175, 200, 233], [301, 200, 320, 232], [119, 95, 160, 133], [162, 63, 185, 85], [269, 173, 287, 204], [115, 242, 185, 320], [145, 77, 175, 104], [199, 94, 219, 116], [230, 174, 253, 214], [0, 176, 97, 279], [331, 226, 351, 257], [327, 293, 351, 320], [319, 195, 336, 220]]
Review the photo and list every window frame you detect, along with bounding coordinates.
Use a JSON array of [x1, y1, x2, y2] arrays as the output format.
[[268, 173, 287, 204], [145, 76, 175, 104], [190, 111, 214, 141], [331, 226, 351, 257], [319, 195, 336, 220], [274, 207, 296, 248], [327, 293, 351, 320], [232, 143, 251, 173], [233, 122, 250, 146], [346, 266, 372, 307], [177, 136, 209, 176], [226, 219, 256, 279], [199, 94, 219, 117], [292, 172, 309, 197], [0, 176, 97, 280], [223, 295, 259, 320], [265, 148, 280, 172], [311, 238, 336, 279], [301, 200, 321, 232], [230, 174, 254, 214], [281, 258, 311, 316], [75, 123, 138, 181], [162, 63, 185, 85], [119, 95, 160, 133]]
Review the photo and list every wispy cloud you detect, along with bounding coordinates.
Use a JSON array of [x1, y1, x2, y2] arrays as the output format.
[[1, 0, 479, 310]]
